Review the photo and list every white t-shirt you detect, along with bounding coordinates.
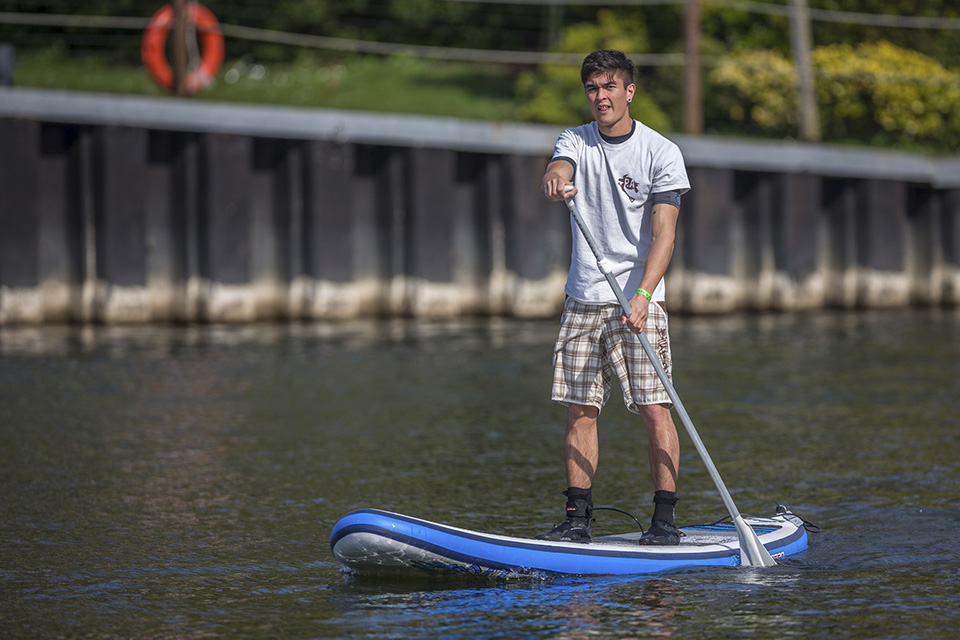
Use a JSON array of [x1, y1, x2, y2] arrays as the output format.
[[552, 120, 690, 304]]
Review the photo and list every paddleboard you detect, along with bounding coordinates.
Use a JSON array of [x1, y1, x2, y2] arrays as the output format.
[[330, 506, 808, 577]]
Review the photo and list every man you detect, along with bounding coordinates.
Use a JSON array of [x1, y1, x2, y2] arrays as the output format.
[[537, 49, 690, 545]]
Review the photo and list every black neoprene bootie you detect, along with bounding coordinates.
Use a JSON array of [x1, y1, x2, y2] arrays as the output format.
[[536, 488, 593, 543], [638, 490, 682, 546], [638, 520, 682, 545]]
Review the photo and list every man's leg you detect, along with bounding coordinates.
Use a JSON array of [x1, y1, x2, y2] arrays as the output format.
[[637, 402, 682, 545], [565, 403, 600, 489], [536, 403, 599, 542], [637, 403, 679, 492]]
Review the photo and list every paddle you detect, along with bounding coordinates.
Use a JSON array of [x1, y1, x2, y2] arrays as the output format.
[[561, 186, 776, 567]]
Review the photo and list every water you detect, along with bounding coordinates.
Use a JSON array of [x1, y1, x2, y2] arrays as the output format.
[[1, 310, 958, 639]]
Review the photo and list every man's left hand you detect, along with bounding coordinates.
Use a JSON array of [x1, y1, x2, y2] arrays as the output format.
[[622, 294, 649, 334]]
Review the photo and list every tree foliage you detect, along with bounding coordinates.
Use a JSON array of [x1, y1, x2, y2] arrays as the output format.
[[813, 0, 960, 69], [699, 0, 960, 69]]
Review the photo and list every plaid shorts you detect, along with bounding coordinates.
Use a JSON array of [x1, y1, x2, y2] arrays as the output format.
[[551, 297, 673, 414]]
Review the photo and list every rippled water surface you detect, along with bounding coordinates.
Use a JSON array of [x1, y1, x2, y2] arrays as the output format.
[[1, 310, 958, 639]]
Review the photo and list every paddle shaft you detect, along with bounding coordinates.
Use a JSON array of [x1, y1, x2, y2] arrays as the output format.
[[562, 193, 775, 565]]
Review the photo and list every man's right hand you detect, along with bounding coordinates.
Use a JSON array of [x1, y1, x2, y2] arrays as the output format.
[[541, 159, 577, 201], [542, 178, 577, 201]]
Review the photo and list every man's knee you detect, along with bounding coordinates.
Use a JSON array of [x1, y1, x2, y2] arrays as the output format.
[[638, 403, 674, 428], [568, 403, 599, 422]]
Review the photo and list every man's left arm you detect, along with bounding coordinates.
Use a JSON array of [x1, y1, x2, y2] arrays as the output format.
[[623, 202, 679, 333]]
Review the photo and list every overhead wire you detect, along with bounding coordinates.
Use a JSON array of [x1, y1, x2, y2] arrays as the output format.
[[711, 0, 960, 30], [1, 2, 959, 68]]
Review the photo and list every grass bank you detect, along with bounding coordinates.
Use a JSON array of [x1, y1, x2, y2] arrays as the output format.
[[12, 47, 523, 121]]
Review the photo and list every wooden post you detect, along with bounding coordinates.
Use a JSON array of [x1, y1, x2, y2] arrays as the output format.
[[684, 0, 703, 135], [789, 0, 820, 141], [0, 43, 14, 86], [171, 0, 188, 96], [542, 4, 564, 50]]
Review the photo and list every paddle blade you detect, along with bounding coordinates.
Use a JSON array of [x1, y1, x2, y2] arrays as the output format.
[[734, 515, 778, 567]]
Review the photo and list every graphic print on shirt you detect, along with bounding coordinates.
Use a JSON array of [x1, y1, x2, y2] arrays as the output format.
[[618, 174, 641, 203]]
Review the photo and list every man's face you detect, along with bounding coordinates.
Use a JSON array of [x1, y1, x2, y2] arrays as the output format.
[[584, 71, 636, 135]]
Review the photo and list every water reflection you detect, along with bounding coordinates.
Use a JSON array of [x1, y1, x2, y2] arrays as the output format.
[[111, 356, 245, 532], [0, 317, 556, 359], [329, 573, 685, 638], [544, 577, 682, 639], [331, 565, 828, 639]]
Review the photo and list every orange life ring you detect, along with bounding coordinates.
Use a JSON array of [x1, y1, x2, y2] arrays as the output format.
[[142, 3, 224, 94]]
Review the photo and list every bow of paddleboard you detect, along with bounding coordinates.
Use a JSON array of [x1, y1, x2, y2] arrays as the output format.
[[330, 507, 808, 577]]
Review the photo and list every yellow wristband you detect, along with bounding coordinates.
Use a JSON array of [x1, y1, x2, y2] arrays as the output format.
[[636, 288, 652, 301]]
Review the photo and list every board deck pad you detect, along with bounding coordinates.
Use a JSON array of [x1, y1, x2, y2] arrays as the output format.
[[331, 508, 808, 577], [595, 522, 779, 546]]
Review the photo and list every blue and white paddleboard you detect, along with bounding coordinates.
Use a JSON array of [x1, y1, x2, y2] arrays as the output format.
[[330, 507, 808, 577]]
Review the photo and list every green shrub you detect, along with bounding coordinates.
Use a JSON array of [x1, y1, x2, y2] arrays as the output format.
[[707, 48, 799, 137], [514, 10, 670, 131]]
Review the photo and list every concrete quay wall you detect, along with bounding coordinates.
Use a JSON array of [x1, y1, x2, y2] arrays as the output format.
[[1, 87, 959, 324]]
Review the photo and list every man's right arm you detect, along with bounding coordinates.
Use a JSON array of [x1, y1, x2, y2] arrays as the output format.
[[541, 159, 576, 201]]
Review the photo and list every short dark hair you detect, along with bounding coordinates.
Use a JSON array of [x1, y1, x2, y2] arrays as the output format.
[[580, 49, 635, 87]]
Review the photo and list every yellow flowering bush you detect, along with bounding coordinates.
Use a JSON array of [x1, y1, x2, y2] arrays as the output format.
[[708, 41, 960, 150], [815, 41, 960, 148]]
